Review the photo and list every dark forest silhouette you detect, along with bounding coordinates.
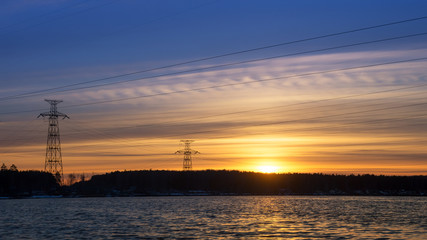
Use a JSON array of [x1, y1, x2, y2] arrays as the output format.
[[68, 170, 427, 197], [0, 169, 60, 197], [1, 169, 426, 198]]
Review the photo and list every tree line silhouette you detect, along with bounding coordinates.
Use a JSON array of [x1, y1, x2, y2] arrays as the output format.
[[0, 165, 60, 197], [68, 170, 427, 197], [1, 169, 426, 197]]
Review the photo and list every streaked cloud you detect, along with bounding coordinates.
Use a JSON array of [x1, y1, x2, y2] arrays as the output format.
[[1, 1, 427, 175]]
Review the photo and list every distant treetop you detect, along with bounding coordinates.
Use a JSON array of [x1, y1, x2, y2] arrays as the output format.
[[1, 163, 18, 171], [9, 164, 18, 171]]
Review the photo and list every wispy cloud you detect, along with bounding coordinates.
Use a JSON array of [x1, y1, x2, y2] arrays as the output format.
[[2, 49, 427, 174]]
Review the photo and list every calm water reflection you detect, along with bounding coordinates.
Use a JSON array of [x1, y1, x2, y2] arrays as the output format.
[[0, 196, 426, 239]]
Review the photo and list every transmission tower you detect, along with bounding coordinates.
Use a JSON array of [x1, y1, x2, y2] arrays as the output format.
[[175, 140, 199, 171], [38, 99, 69, 184]]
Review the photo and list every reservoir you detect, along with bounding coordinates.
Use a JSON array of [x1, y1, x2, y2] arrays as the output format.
[[0, 196, 426, 239]]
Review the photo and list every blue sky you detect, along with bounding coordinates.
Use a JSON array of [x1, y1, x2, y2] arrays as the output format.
[[2, 0, 426, 84], [1, 0, 427, 174]]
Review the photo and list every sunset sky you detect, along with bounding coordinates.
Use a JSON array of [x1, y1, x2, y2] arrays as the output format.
[[1, 0, 426, 175]]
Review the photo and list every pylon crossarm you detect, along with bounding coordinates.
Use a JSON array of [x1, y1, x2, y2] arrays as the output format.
[[57, 111, 70, 119], [37, 112, 69, 119], [37, 112, 49, 118]]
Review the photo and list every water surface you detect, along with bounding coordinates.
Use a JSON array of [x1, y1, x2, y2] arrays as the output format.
[[0, 196, 426, 239]]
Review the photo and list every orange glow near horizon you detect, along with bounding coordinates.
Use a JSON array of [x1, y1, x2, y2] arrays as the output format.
[[1, 132, 426, 176], [1, 2, 427, 179], [1, 55, 427, 176]]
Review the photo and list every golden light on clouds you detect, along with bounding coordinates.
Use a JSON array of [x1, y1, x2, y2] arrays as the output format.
[[1, 51, 427, 175]]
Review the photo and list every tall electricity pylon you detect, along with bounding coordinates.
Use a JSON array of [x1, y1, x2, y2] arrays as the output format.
[[175, 140, 199, 171], [38, 99, 69, 184]]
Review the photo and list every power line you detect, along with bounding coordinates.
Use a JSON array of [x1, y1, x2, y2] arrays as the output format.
[[5, 31, 426, 101], [157, 100, 427, 140], [81, 89, 427, 133], [60, 81, 427, 128], [56, 95, 427, 148], [5, 90, 422, 144], [8, 83, 422, 147], [2, 15, 426, 100], [0, 56, 426, 116], [212, 108, 427, 141], [63, 120, 158, 150], [23, 89, 421, 153], [210, 113, 427, 142], [31, 99, 427, 150], [2, 87, 426, 158], [59, 57, 427, 109], [3, 100, 426, 156]]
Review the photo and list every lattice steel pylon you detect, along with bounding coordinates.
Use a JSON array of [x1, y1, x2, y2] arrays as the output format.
[[38, 99, 69, 184], [175, 140, 199, 171]]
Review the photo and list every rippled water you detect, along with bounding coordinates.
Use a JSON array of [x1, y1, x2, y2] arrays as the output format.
[[0, 196, 426, 239]]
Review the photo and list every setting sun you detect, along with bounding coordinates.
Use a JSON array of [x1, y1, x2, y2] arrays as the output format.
[[257, 165, 280, 173]]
